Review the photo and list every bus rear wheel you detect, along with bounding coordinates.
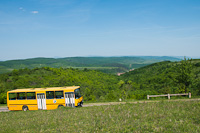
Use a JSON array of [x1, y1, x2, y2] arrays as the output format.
[[58, 105, 63, 108], [22, 106, 29, 111]]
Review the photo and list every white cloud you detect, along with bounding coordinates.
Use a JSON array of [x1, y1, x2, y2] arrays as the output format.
[[31, 11, 39, 14], [19, 7, 25, 11]]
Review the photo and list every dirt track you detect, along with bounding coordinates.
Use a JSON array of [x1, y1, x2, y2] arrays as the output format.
[[83, 98, 200, 106], [0, 107, 9, 112], [1, 98, 200, 112]]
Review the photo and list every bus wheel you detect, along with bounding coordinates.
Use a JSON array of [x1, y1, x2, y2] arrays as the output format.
[[79, 102, 83, 107], [22, 106, 28, 111], [58, 105, 63, 108]]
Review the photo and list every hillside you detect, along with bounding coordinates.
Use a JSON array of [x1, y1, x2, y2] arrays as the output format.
[[1, 58, 198, 104], [0, 56, 181, 74], [0, 67, 120, 103], [120, 59, 200, 99]]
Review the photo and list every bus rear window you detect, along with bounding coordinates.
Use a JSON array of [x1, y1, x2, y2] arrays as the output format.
[[17, 92, 26, 100], [55, 91, 64, 99], [27, 92, 36, 99], [9, 93, 17, 100]]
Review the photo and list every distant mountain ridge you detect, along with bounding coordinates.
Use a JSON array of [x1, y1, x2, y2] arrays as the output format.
[[0, 56, 181, 74]]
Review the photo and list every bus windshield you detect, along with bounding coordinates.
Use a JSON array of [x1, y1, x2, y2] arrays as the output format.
[[75, 88, 81, 99]]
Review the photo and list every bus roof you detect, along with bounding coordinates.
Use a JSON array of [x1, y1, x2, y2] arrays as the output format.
[[7, 86, 80, 93]]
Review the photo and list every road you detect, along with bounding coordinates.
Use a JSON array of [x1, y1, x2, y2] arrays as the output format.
[[1, 98, 199, 112], [0, 107, 9, 112]]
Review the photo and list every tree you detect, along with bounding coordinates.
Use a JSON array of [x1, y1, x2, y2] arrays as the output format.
[[175, 57, 193, 93]]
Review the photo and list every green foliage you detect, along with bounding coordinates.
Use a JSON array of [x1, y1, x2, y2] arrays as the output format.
[[0, 58, 199, 104], [174, 57, 193, 93], [121, 59, 200, 98], [0, 67, 120, 103], [0, 101, 199, 132], [0, 93, 6, 104]]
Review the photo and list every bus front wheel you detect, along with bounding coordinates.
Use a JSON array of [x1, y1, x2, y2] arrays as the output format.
[[79, 102, 83, 107], [22, 106, 29, 111]]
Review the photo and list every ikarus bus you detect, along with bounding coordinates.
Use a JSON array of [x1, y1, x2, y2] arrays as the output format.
[[7, 86, 83, 111]]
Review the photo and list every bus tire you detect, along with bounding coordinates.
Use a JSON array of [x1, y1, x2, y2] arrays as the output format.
[[22, 106, 29, 111], [79, 102, 83, 107], [58, 105, 63, 108]]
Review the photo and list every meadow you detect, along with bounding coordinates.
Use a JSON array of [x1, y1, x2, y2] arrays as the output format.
[[0, 100, 199, 132]]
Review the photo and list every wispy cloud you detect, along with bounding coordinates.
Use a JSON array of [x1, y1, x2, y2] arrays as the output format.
[[31, 11, 39, 14], [19, 7, 39, 14], [19, 7, 25, 11]]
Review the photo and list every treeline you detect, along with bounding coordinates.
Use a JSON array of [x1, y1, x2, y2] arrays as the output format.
[[0, 58, 199, 104]]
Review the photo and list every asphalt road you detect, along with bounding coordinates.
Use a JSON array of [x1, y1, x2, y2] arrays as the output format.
[[0, 107, 9, 112]]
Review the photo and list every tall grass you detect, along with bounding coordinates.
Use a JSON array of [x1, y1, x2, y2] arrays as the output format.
[[0, 100, 200, 132]]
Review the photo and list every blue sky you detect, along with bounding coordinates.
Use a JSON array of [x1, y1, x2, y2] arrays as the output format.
[[0, 0, 200, 60]]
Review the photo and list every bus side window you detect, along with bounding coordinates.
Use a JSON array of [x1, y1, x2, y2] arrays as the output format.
[[27, 92, 36, 99], [17, 92, 26, 100], [46, 91, 54, 99], [9, 93, 17, 100], [55, 91, 64, 99]]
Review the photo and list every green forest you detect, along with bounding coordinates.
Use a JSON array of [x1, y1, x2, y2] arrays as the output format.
[[0, 56, 180, 74], [0, 58, 199, 104]]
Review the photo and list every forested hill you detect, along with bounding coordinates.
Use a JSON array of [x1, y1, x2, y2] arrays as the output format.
[[0, 67, 120, 103], [120, 59, 200, 98], [0, 56, 181, 74], [1, 58, 198, 104]]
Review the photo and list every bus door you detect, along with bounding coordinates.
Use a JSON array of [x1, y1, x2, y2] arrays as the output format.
[[37, 93, 47, 110], [65, 92, 75, 107]]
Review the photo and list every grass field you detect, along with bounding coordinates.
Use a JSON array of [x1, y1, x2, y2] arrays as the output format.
[[0, 104, 6, 107], [0, 100, 200, 132]]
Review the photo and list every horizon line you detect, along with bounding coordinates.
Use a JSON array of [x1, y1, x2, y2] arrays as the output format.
[[0, 55, 196, 62]]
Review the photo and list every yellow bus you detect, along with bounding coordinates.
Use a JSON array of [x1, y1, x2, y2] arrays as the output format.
[[7, 86, 83, 111]]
